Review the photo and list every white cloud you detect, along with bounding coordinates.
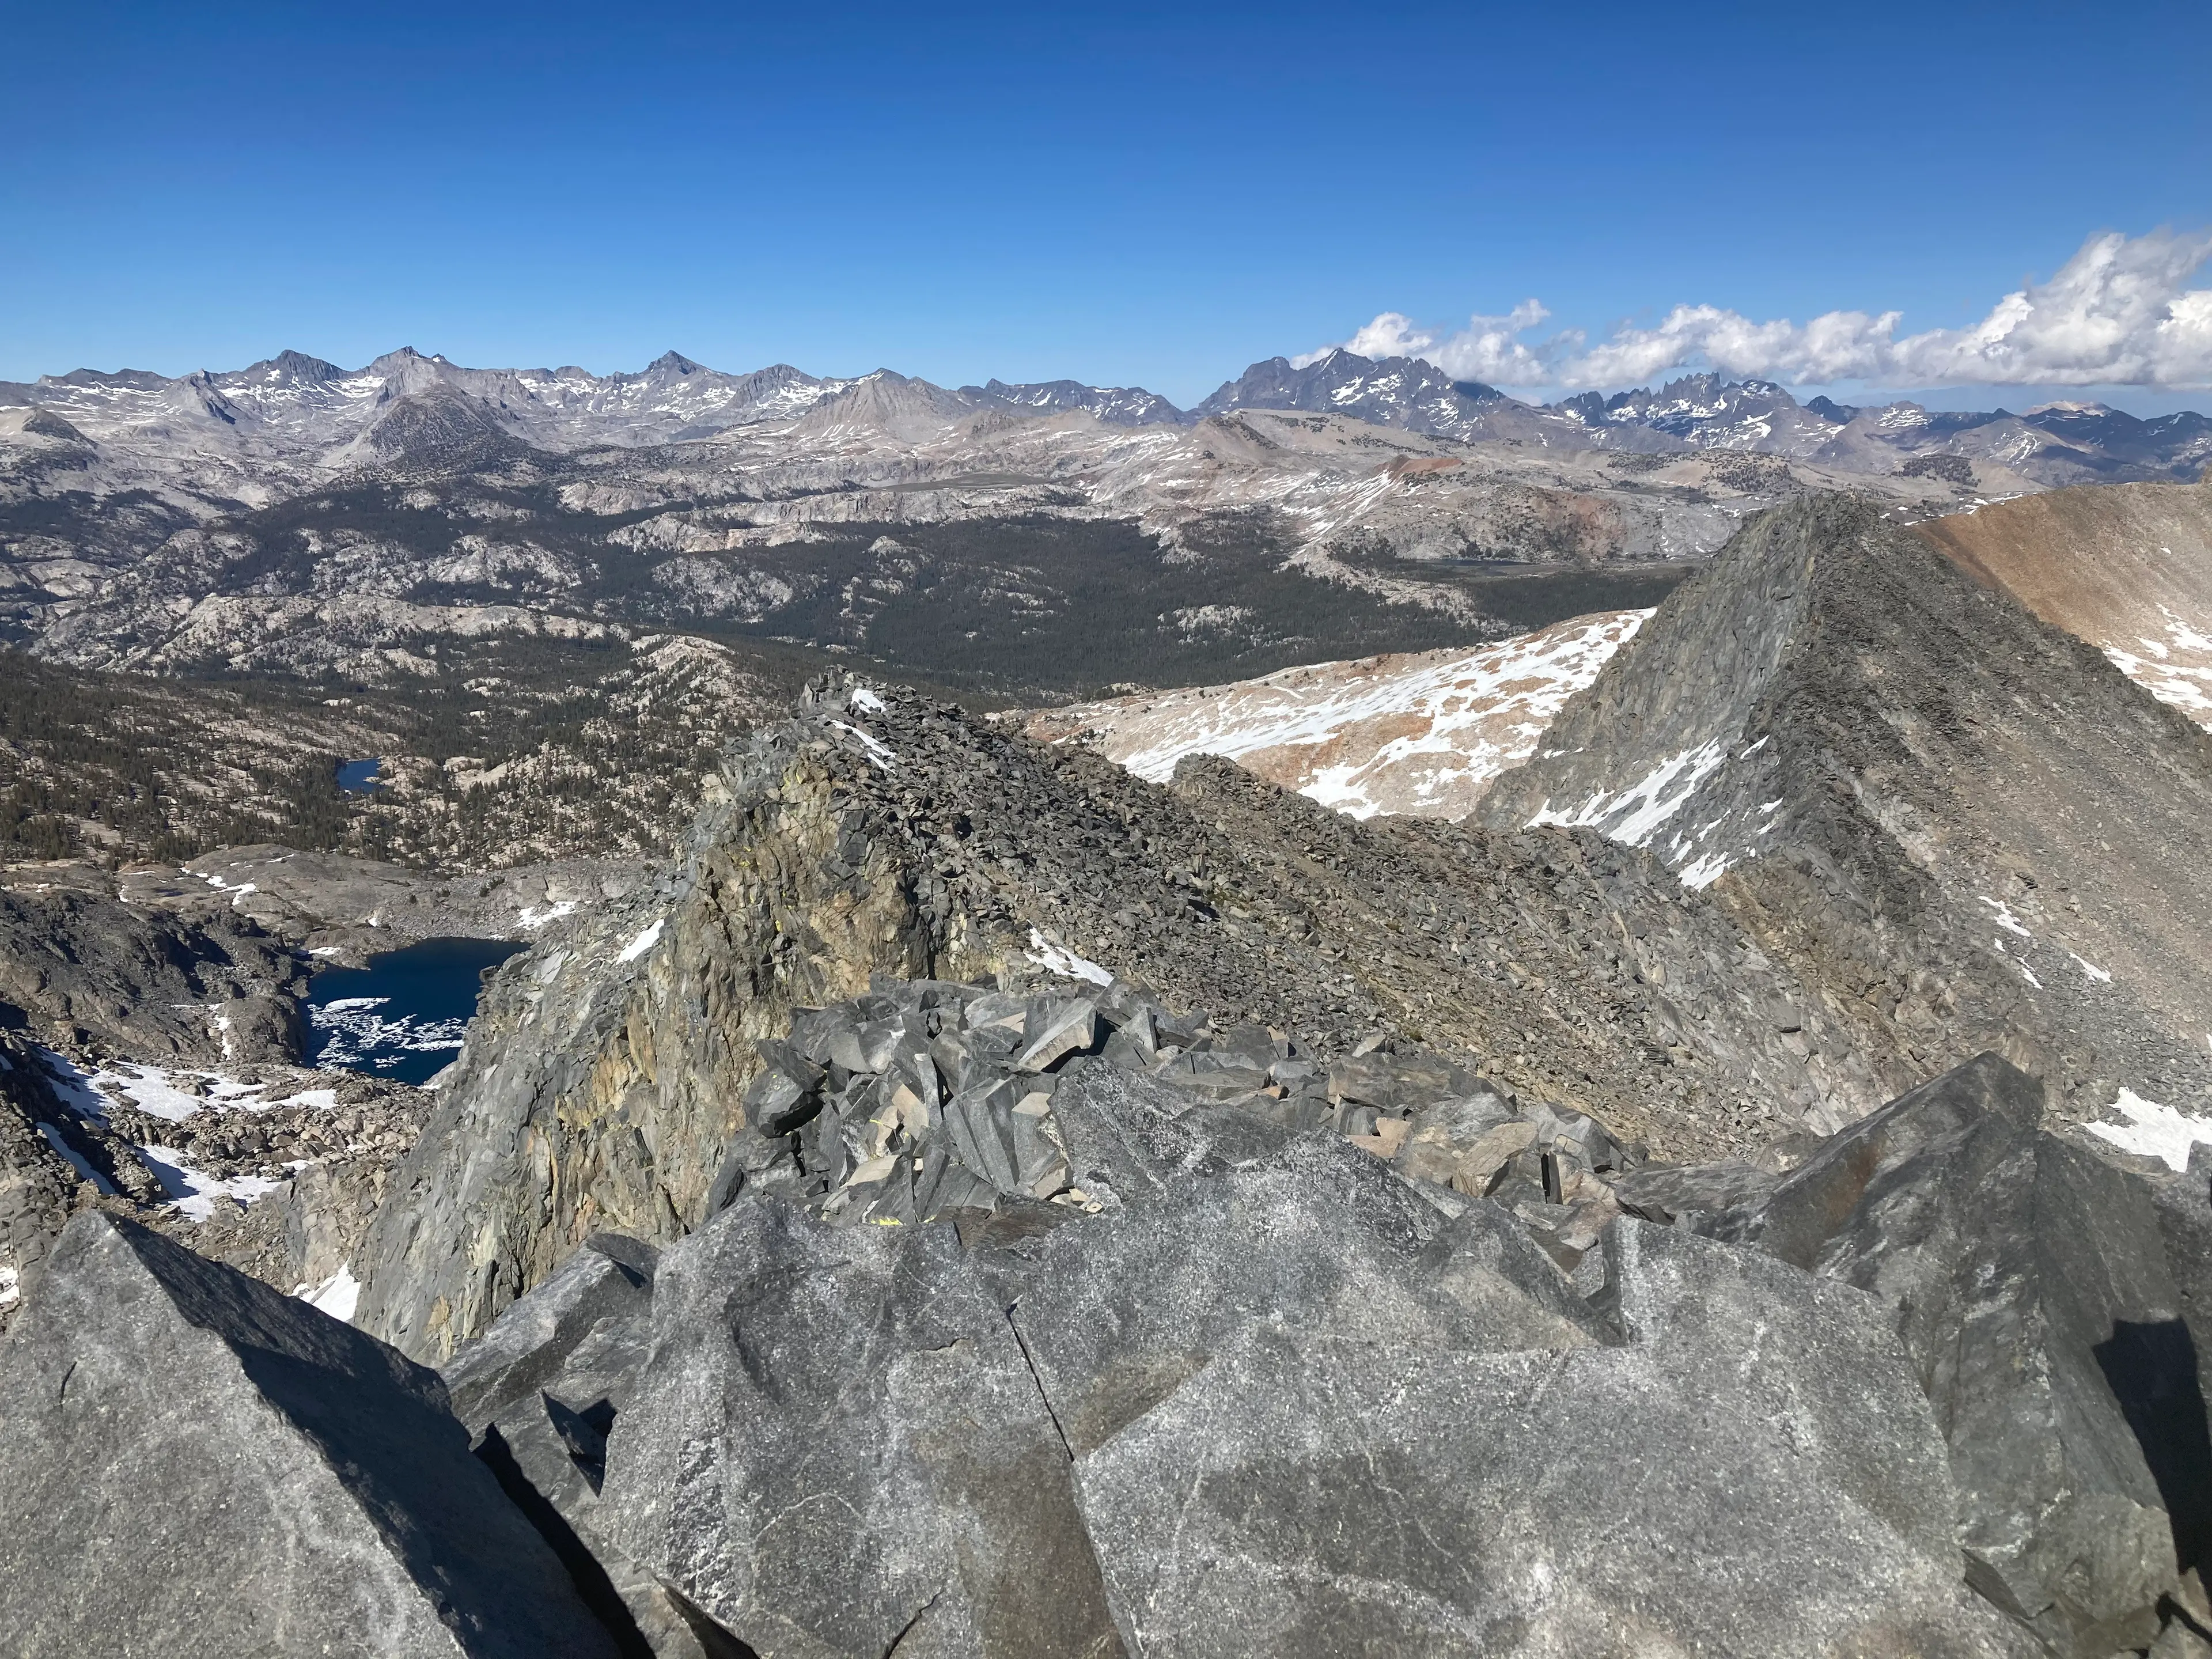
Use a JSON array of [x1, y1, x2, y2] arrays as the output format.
[[1311, 229, 2212, 392]]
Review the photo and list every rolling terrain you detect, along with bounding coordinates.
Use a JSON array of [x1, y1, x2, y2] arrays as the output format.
[[12, 342, 2173, 726]]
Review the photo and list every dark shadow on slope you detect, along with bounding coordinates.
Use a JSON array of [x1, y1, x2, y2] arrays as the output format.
[[475, 1423, 658, 1659], [2096, 1318, 2212, 1576]]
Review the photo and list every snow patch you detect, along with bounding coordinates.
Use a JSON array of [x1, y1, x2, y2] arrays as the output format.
[[1677, 852, 1734, 891], [849, 685, 885, 712], [2087, 1088, 2212, 1173], [518, 900, 579, 929], [134, 1142, 286, 1221], [298, 1264, 361, 1323], [2071, 952, 2113, 984], [2102, 604, 2212, 726], [1978, 896, 2032, 938], [618, 916, 666, 963], [1027, 928, 1112, 986], [1035, 611, 1648, 821], [1529, 738, 1729, 848], [829, 718, 897, 770]]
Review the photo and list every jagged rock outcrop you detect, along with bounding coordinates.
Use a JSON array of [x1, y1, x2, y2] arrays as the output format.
[[355, 676, 1908, 1359], [0, 1211, 621, 1657], [0, 1036, 90, 1330], [431, 1027, 2118, 1658], [1623, 1052, 2212, 1656], [1480, 494, 2212, 1125]]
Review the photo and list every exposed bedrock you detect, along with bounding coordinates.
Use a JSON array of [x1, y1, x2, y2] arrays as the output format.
[[1480, 494, 2212, 1124], [0, 1210, 621, 1658], [430, 1036, 2205, 1657], [355, 671, 1910, 1361]]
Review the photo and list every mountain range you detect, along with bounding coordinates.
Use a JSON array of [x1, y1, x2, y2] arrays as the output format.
[[6, 343, 2209, 485]]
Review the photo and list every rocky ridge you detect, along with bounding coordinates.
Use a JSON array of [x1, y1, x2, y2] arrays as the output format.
[[1481, 494, 2212, 1128], [411, 1017, 2212, 1658], [6, 480, 2212, 1651], [351, 664, 1938, 1362], [12, 981, 2211, 1653]]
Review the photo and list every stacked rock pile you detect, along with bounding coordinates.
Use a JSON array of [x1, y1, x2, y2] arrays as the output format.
[[706, 974, 1650, 1282]]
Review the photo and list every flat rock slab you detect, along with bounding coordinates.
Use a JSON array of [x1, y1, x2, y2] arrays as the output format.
[[0, 1211, 619, 1659], [597, 1196, 1124, 1659], [1074, 1222, 2037, 1659], [1010, 1133, 1599, 1457]]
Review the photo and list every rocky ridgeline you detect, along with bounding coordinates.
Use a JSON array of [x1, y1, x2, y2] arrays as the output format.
[[10, 491, 2212, 1651], [1483, 494, 2212, 1126], [351, 671, 1921, 1363], [7, 1012, 2212, 1656]]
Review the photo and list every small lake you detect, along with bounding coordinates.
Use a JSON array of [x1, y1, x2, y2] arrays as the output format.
[[307, 936, 525, 1086], [336, 758, 382, 793]]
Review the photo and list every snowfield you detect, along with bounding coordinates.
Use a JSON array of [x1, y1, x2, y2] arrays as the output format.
[[1027, 609, 1650, 821]]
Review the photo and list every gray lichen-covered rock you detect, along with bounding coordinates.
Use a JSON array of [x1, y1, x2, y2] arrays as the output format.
[[430, 1033, 2082, 1659], [1009, 1134, 1602, 1456], [1073, 1221, 2037, 1658], [444, 1230, 658, 1431], [595, 1196, 1125, 1659], [0, 1211, 620, 1658], [442, 1234, 728, 1659]]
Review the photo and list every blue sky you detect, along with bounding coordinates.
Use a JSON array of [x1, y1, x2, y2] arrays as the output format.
[[3, 0, 2208, 410]]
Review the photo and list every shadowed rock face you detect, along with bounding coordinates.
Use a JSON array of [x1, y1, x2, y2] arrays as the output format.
[[1616, 1052, 2212, 1658], [0, 1211, 620, 1659], [0, 882, 305, 1063], [1479, 494, 2212, 1127]]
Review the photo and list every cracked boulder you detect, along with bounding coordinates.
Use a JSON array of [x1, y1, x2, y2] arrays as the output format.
[[593, 1195, 1125, 1659], [442, 1233, 737, 1659], [0, 1211, 620, 1658], [1073, 1220, 2036, 1658]]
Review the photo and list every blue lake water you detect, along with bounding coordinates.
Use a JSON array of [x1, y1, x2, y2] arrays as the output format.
[[336, 758, 382, 793], [308, 936, 525, 1086]]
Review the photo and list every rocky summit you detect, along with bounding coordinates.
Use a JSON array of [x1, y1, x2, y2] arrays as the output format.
[[4, 488, 2212, 1656]]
